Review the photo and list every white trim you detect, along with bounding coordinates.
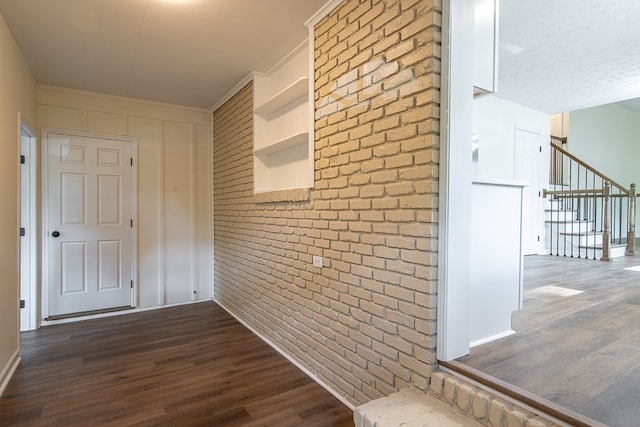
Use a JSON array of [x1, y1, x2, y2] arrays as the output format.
[[491, 0, 500, 92], [19, 121, 38, 331], [215, 298, 355, 411], [437, 0, 453, 361], [0, 349, 21, 398], [437, 0, 475, 362], [265, 40, 308, 76], [37, 84, 210, 114], [470, 330, 515, 348], [305, 0, 343, 27], [209, 114, 215, 300], [40, 299, 212, 326], [472, 177, 529, 187], [209, 38, 312, 115], [157, 120, 165, 306], [307, 25, 316, 189], [16, 114, 21, 331], [41, 128, 138, 319], [190, 124, 197, 301], [130, 137, 139, 308], [209, 73, 254, 113]]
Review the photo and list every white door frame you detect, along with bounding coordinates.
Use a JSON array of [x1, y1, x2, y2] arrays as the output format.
[[19, 120, 38, 331], [41, 128, 138, 320], [437, 0, 475, 361]]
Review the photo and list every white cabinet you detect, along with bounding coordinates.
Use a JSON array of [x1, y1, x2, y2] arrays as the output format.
[[473, 0, 499, 94], [253, 41, 313, 194], [470, 178, 525, 347]]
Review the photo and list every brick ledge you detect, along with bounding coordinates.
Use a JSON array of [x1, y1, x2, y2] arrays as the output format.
[[354, 388, 482, 427], [354, 370, 574, 427], [254, 188, 311, 203]]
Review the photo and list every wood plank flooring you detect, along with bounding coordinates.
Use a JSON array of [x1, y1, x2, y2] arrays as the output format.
[[0, 301, 354, 427], [458, 254, 640, 427]]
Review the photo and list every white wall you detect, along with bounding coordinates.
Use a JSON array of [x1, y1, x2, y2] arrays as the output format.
[[550, 112, 570, 138], [0, 12, 36, 395], [37, 86, 212, 309], [473, 94, 551, 180], [473, 95, 550, 256], [568, 103, 640, 189]]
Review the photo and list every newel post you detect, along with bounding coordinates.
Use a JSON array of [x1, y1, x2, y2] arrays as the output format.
[[626, 183, 636, 256], [601, 181, 611, 261]]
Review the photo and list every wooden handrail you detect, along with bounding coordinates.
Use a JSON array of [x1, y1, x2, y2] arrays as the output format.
[[550, 142, 629, 195], [547, 141, 637, 259], [551, 135, 567, 145], [544, 188, 603, 197], [544, 189, 629, 199]]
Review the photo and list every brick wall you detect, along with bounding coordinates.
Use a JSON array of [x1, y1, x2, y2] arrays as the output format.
[[213, 0, 440, 406]]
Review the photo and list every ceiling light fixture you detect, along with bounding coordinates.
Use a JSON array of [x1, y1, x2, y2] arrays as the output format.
[[156, 0, 200, 4]]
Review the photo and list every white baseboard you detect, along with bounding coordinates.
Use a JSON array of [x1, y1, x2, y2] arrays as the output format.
[[470, 329, 516, 348], [40, 299, 213, 326], [214, 298, 356, 411], [0, 349, 21, 398]]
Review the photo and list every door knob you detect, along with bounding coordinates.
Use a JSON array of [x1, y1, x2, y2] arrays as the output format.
[[51, 231, 60, 238]]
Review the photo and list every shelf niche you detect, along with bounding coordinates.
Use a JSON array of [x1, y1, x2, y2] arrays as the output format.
[[253, 41, 313, 194]]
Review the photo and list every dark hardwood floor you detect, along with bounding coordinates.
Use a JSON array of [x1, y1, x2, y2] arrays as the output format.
[[0, 301, 354, 427], [459, 254, 640, 427]]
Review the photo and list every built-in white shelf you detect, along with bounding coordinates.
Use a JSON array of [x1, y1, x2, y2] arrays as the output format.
[[254, 131, 308, 156], [253, 40, 313, 195], [254, 77, 309, 117], [473, 0, 499, 94]]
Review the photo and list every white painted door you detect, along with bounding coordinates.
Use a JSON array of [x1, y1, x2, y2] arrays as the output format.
[[514, 127, 542, 255], [46, 132, 134, 316]]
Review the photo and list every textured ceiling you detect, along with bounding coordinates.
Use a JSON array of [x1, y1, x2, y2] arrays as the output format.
[[0, 0, 638, 112], [497, 0, 640, 114], [0, 0, 326, 109]]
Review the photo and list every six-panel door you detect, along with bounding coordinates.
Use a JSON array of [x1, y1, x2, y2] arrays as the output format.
[[47, 132, 133, 316]]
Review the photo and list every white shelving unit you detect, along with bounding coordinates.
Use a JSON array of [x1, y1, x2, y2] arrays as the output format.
[[473, 0, 499, 94], [253, 41, 313, 194]]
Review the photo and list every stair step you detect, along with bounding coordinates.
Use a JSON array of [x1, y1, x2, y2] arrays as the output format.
[[545, 209, 577, 221], [559, 231, 602, 246], [578, 244, 627, 258], [579, 243, 626, 250], [546, 221, 595, 235], [559, 230, 602, 236], [545, 219, 591, 224]]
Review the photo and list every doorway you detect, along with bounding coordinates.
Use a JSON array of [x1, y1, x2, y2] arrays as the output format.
[[42, 129, 137, 319], [514, 126, 543, 255]]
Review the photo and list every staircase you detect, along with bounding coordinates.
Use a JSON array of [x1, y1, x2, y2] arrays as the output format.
[[545, 192, 626, 259], [544, 137, 636, 261]]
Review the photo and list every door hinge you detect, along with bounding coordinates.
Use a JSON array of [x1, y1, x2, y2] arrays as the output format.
[[130, 280, 134, 289], [130, 219, 133, 228], [537, 235, 541, 242], [20, 300, 25, 309], [20, 227, 25, 237], [539, 146, 542, 152], [130, 158, 133, 166], [20, 155, 26, 164]]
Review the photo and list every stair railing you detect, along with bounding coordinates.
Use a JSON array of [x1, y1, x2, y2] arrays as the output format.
[[627, 184, 636, 255], [544, 140, 636, 260], [549, 136, 567, 185]]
